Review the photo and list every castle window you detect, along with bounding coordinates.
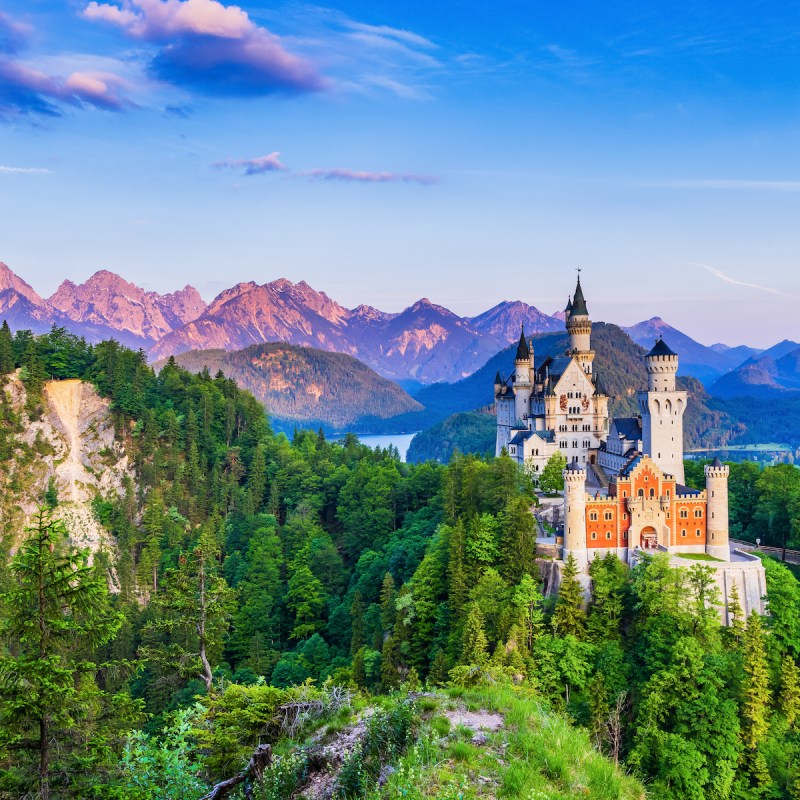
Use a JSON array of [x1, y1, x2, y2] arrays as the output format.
[[622, 491, 627, 498], [681, 529, 687, 537], [623, 532, 628, 540], [606, 531, 612, 540], [591, 532, 597, 540], [623, 513, 627, 520], [680, 509, 688, 519], [644, 476, 648, 482], [695, 529, 701, 537], [649, 488, 655, 498], [604, 511, 613, 521], [694, 509, 702, 518], [590, 512, 598, 521], [638, 489, 644, 497]]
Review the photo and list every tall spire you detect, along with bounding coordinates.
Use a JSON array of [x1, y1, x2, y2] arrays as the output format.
[[515, 324, 530, 361], [571, 273, 588, 316]]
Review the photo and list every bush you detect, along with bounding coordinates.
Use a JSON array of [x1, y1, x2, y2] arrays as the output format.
[[334, 701, 418, 798]]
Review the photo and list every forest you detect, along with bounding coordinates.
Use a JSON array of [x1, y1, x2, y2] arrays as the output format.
[[1, 322, 800, 800]]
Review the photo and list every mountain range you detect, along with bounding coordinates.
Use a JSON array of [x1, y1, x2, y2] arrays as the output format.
[[0, 261, 792, 391], [0, 263, 563, 384]]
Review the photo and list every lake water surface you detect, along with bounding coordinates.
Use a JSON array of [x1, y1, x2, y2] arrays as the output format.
[[336, 432, 418, 462]]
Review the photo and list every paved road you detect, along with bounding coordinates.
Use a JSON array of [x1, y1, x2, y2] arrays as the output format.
[[732, 539, 800, 565]]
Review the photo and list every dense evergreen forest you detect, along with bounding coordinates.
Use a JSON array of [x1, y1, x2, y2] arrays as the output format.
[[1, 322, 800, 800]]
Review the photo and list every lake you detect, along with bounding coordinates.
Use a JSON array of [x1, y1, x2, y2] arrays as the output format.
[[333, 432, 419, 462]]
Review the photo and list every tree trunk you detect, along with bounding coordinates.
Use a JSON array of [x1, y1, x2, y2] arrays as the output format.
[[39, 715, 49, 800], [198, 560, 213, 691]]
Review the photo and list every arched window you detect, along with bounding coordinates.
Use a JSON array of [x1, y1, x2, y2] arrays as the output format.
[[649, 488, 655, 498], [679, 509, 688, 519], [604, 511, 613, 521], [606, 531, 612, 540], [589, 512, 598, 521], [694, 509, 702, 518], [638, 488, 644, 497], [695, 529, 701, 537], [681, 529, 687, 537]]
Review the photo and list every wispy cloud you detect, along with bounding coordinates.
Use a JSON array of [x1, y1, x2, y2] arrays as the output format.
[[83, 0, 327, 96], [0, 165, 52, 174], [666, 179, 800, 192], [301, 168, 437, 185], [211, 154, 437, 185], [691, 262, 798, 298], [212, 152, 287, 175]]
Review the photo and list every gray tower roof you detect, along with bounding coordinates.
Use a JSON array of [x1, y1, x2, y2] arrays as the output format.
[[515, 326, 530, 360], [647, 337, 677, 358], [571, 276, 588, 316]]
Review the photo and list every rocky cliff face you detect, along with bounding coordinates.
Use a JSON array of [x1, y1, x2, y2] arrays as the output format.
[[0, 374, 132, 583]]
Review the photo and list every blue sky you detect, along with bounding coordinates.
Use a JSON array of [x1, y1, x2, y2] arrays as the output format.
[[1, 0, 799, 347]]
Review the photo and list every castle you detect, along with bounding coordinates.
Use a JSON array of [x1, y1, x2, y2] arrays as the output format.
[[494, 277, 766, 617]]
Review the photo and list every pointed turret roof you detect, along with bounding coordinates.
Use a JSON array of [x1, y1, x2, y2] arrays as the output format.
[[711, 456, 723, 467], [494, 370, 502, 385], [571, 275, 588, 316], [515, 326, 530, 360], [647, 337, 677, 358], [594, 370, 607, 395], [565, 296, 573, 313]]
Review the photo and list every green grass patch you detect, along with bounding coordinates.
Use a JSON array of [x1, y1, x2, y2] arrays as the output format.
[[675, 552, 724, 562]]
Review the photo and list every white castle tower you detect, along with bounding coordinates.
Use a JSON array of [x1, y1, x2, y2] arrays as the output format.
[[513, 327, 533, 422], [563, 463, 588, 567], [638, 338, 687, 484], [705, 457, 731, 561], [565, 275, 594, 375]]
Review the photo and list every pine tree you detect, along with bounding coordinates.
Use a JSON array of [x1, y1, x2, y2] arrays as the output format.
[[0, 508, 122, 800], [350, 590, 365, 656], [460, 603, 489, 666], [245, 442, 267, 515], [741, 611, 771, 763], [0, 320, 13, 374], [380, 572, 396, 631], [140, 526, 234, 691], [779, 655, 800, 729], [447, 520, 468, 617], [727, 579, 745, 642], [499, 496, 536, 583], [553, 553, 586, 638]]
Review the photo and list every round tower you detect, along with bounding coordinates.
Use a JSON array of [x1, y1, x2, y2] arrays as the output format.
[[563, 463, 588, 567], [639, 337, 687, 484], [704, 457, 731, 561], [566, 276, 593, 373], [645, 337, 678, 392]]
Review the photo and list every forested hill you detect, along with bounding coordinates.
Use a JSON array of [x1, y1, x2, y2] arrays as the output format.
[[3, 323, 800, 800], [158, 342, 422, 432]]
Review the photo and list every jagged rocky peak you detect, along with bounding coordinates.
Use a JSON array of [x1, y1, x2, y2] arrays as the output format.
[[48, 269, 206, 343], [0, 261, 45, 305]]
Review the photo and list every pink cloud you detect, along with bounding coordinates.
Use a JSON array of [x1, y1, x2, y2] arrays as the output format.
[[213, 152, 287, 175], [83, 0, 252, 41], [83, 0, 326, 96], [0, 59, 131, 117], [302, 168, 438, 185]]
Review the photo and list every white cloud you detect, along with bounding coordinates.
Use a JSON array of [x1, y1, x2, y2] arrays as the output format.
[[0, 165, 51, 174], [691, 262, 799, 298]]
